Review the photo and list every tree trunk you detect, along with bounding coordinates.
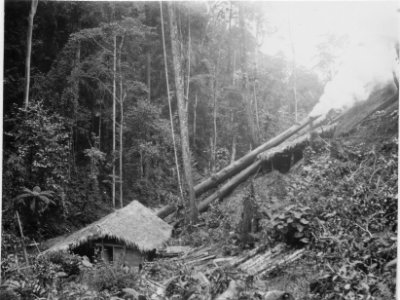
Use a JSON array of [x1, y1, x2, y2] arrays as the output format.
[[253, 81, 261, 138], [239, 3, 258, 147], [193, 92, 198, 147], [232, 50, 236, 85], [112, 34, 116, 209], [230, 134, 237, 163], [118, 35, 125, 209], [198, 161, 261, 212], [15, 211, 29, 265], [186, 14, 191, 105], [168, 2, 198, 223], [24, 0, 39, 109], [199, 122, 335, 212], [212, 50, 220, 172], [147, 52, 151, 102], [157, 115, 323, 219], [160, 2, 184, 201], [210, 137, 215, 173], [194, 116, 317, 196], [288, 16, 298, 122], [227, 1, 233, 76]]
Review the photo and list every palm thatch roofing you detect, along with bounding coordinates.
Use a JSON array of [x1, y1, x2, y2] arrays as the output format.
[[45, 200, 173, 253]]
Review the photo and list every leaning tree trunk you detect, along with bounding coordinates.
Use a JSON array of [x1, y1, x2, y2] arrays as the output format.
[[15, 211, 29, 265], [157, 115, 324, 219], [24, 0, 39, 109], [194, 116, 317, 196], [198, 122, 336, 213], [168, 2, 198, 223]]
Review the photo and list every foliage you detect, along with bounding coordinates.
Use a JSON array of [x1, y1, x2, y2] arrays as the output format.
[[83, 262, 139, 292], [15, 186, 54, 215], [269, 205, 316, 247], [1, 249, 139, 300], [4, 102, 70, 195], [285, 131, 397, 299], [44, 251, 82, 277]]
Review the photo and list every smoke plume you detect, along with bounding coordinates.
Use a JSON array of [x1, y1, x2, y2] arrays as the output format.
[[309, 38, 398, 117]]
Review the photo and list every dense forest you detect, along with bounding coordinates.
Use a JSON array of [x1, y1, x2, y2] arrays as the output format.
[[1, 1, 398, 300], [2, 1, 323, 238]]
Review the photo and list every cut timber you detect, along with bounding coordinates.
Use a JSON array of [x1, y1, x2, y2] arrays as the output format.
[[230, 244, 285, 268], [157, 203, 177, 219], [157, 119, 332, 219], [198, 161, 261, 212], [197, 124, 335, 213], [230, 243, 305, 276], [258, 124, 336, 161], [194, 116, 318, 197]]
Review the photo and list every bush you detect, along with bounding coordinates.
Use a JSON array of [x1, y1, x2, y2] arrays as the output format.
[[45, 251, 81, 277], [84, 262, 139, 292], [269, 205, 317, 247], [291, 137, 398, 300]]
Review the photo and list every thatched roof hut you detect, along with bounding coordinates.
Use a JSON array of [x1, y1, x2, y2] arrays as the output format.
[[46, 200, 173, 253]]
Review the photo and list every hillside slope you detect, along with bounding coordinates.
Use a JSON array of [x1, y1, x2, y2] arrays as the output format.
[[179, 84, 398, 299]]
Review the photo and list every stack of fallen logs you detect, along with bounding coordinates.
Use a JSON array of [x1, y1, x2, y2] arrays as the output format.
[[136, 242, 305, 299], [157, 113, 336, 219]]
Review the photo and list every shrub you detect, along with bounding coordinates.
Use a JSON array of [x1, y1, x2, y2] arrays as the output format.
[[84, 263, 139, 292], [269, 205, 317, 247], [45, 251, 81, 277]]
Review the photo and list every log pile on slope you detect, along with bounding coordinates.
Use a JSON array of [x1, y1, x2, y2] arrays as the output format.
[[140, 242, 304, 299], [157, 115, 327, 218]]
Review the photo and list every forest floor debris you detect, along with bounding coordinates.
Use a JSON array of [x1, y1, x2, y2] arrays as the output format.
[[1, 101, 397, 300]]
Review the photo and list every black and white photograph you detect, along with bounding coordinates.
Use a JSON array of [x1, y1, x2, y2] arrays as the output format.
[[1, 0, 398, 299]]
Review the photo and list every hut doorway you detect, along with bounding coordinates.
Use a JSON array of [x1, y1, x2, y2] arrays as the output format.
[[103, 245, 113, 262]]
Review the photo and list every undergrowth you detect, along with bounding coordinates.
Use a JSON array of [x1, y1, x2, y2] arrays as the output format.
[[271, 134, 398, 300]]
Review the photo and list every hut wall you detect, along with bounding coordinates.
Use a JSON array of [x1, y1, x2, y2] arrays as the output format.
[[96, 242, 143, 267], [124, 248, 143, 267]]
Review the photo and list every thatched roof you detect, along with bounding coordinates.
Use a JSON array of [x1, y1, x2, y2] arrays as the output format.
[[45, 200, 173, 253]]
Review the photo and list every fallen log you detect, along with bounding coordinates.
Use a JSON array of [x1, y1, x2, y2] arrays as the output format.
[[157, 116, 328, 219], [256, 249, 305, 277], [156, 203, 177, 219], [197, 124, 336, 213], [194, 116, 319, 197], [158, 122, 335, 218], [258, 124, 336, 161], [230, 244, 285, 268], [198, 161, 262, 212], [227, 243, 305, 277]]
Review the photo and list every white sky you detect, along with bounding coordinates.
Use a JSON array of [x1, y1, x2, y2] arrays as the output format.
[[258, 1, 399, 68]]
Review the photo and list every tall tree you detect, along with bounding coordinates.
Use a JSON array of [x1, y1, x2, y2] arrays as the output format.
[[168, 2, 198, 223], [288, 15, 298, 122], [160, 1, 184, 201], [239, 3, 258, 148], [118, 33, 126, 209], [112, 33, 117, 209], [24, 0, 39, 109]]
